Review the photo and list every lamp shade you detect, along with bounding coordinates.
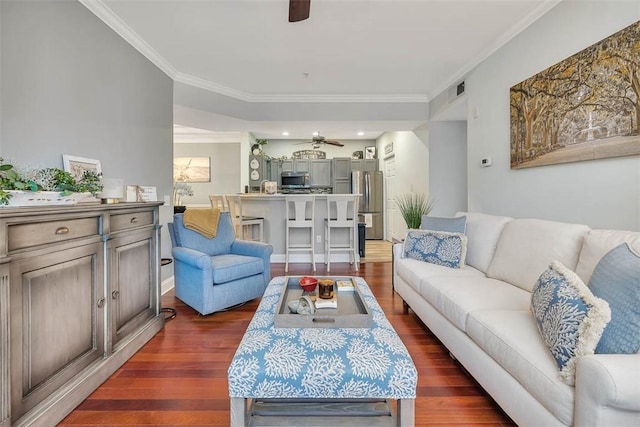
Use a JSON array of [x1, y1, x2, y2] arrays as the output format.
[[99, 178, 124, 200]]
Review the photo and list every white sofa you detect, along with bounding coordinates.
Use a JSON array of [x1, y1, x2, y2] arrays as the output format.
[[393, 212, 640, 427]]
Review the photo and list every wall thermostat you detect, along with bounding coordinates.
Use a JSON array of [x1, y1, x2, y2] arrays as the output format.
[[481, 157, 492, 167]]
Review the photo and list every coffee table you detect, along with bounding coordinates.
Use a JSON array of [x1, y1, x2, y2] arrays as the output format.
[[228, 276, 417, 426]]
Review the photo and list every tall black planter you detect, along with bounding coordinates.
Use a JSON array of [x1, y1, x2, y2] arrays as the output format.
[[173, 206, 186, 214]]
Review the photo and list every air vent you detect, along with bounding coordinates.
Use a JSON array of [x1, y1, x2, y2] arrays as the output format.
[[448, 80, 466, 103]]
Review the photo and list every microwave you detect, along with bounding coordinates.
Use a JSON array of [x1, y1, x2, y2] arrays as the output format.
[[281, 172, 310, 189]]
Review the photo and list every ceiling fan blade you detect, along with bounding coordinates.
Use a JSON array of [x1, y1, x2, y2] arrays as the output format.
[[324, 140, 344, 147], [289, 0, 310, 22]]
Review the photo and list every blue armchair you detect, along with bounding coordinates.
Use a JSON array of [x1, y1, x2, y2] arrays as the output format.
[[168, 211, 273, 315]]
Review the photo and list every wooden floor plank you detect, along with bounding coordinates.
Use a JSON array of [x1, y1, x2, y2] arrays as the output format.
[[58, 261, 514, 426]]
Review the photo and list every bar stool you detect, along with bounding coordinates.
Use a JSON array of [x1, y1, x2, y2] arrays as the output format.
[[285, 195, 316, 273], [209, 195, 228, 211], [324, 194, 359, 272], [225, 194, 264, 242]]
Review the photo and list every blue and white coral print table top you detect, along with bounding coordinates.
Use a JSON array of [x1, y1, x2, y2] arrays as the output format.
[[228, 276, 417, 400]]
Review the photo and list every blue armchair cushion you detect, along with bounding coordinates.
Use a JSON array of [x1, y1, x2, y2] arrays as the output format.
[[173, 212, 235, 256], [211, 254, 265, 284]]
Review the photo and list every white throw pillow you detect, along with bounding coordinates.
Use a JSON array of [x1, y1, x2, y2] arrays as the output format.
[[486, 218, 590, 292], [574, 229, 640, 284]]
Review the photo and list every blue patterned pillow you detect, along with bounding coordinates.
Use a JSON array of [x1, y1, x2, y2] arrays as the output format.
[[402, 229, 467, 269], [531, 261, 611, 385], [588, 243, 640, 354], [420, 215, 467, 233]]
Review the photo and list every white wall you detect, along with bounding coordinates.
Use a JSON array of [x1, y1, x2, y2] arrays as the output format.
[[174, 143, 241, 204], [465, 0, 640, 230], [378, 131, 429, 238], [427, 121, 467, 217]]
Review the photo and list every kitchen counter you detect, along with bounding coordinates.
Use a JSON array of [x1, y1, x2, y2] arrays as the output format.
[[239, 193, 359, 264]]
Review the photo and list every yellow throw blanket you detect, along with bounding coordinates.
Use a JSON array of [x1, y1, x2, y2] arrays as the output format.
[[183, 208, 220, 239]]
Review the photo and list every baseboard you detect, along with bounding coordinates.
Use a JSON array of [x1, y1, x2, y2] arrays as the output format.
[[161, 276, 174, 295]]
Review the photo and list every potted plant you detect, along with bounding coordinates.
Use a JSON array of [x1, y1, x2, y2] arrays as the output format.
[[173, 182, 193, 213], [251, 139, 269, 155], [0, 158, 39, 205], [0, 158, 104, 206], [396, 192, 434, 229]]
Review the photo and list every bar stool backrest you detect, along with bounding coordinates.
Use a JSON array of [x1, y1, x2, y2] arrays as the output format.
[[209, 195, 228, 211]]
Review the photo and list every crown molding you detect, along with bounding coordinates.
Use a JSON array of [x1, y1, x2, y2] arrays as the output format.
[[82, 0, 559, 105], [79, 0, 178, 78], [427, 0, 562, 100], [175, 73, 429, 103], [80, 0, 430, 104]]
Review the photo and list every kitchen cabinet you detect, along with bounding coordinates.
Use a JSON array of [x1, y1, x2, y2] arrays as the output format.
[[294, 159, 310, 172], [351, 159, 378, 172], [270, 161, 282, 187], [309, 160, 332, 187], [281, 160, 294, 172], [281, 159, 310, 173], [1, 203, 163, 427], [332, 157, 352, 194]]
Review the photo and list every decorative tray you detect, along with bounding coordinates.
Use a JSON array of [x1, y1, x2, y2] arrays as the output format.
[[274, 276, 372, 328]]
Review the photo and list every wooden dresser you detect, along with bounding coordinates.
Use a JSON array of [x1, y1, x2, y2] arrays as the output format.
[[0, 202, 164, 427]]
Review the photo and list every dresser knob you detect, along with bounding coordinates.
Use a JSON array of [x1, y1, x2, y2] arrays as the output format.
[[112, 290, 120, 299], [130, 217, 138, 224], [97, 297, 106, 308]]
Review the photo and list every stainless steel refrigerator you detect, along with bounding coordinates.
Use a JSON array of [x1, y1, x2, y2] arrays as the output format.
[[351, 171, 384, 239]]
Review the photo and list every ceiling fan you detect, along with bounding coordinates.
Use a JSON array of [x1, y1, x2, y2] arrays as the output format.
[[289, 0, 311, 22], [297, 133, 345, 149]]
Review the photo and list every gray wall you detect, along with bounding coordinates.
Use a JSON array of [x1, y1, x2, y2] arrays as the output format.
[[1, 0, 174, 271], [463, 1, 640, 230], [262, 139, 377, 160], [174, 143, 241, 205], [428, 121, 467, 217]]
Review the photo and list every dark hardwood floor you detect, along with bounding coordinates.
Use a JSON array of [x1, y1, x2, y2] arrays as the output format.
[[59, 261, 515, 426]]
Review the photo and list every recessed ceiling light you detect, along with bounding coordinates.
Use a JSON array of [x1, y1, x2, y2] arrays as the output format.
[[282, 131, 289, 136], [357, 131, 365, 136], [312, 131, 319, 136]]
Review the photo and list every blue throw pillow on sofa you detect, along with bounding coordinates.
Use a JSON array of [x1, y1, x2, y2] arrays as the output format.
[[402, 229, 467, 269], [420, 215, 467, 233], [588, 243, 640, 354], [531, 261, 611, 385]]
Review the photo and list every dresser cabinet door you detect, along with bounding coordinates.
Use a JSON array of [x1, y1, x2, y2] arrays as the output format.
[[10, 243, 104, 420], [110, 229, 157, 348]]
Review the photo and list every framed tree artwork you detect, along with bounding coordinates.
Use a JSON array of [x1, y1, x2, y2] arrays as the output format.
[[510, 20, 640, 169]]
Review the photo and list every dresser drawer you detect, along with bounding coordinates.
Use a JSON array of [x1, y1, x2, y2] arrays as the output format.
[[8, 217, 100, 251], [111, 211, 154, 232]]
